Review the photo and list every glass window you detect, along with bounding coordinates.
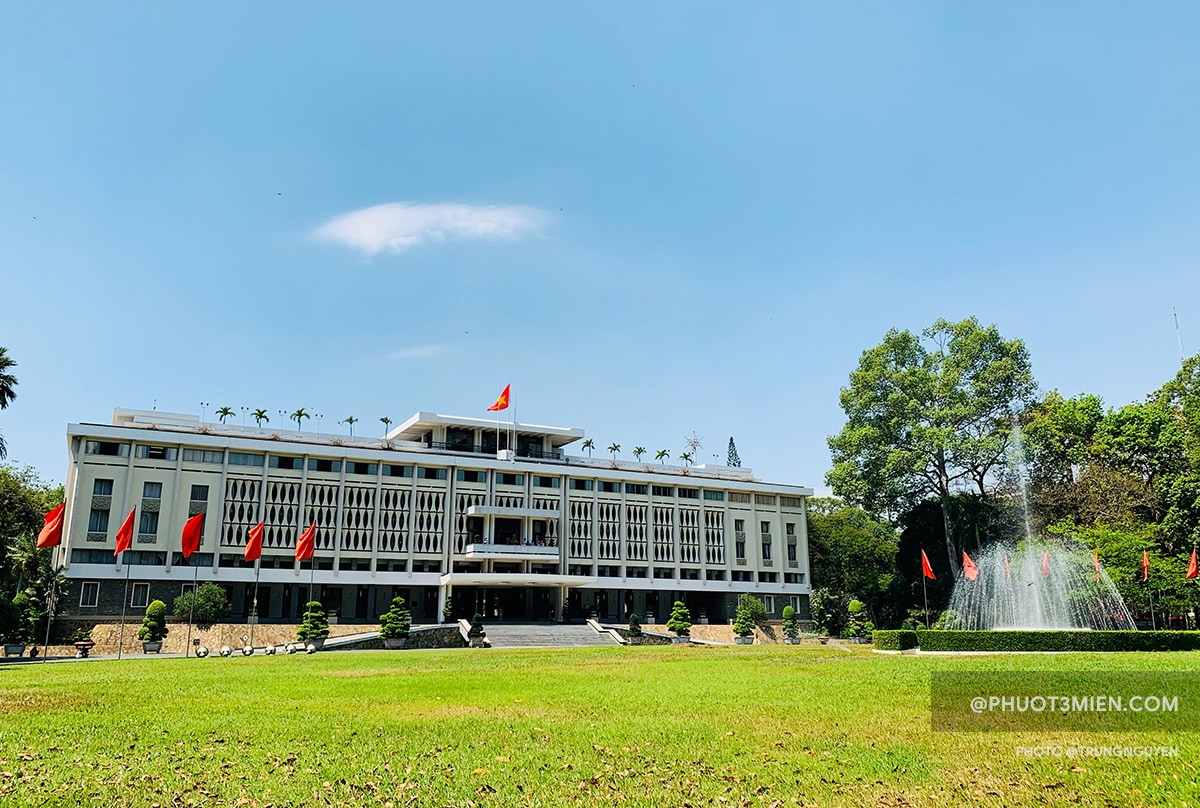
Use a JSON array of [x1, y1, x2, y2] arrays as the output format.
[[346, 461, 378, 475], [87, 508, 110, 533], [456, 469, 486, 483], [533, 475, 560, 489], [624, 483, 648, 496], [307, 458, 342, 473], [727, 492, 750, 503], [80, 581, 100, 607], [703, 490, 724, 501], [755, 494, 776, 505], [734, 519, 745, 533], [496, 473, 524, 486], [384, 464, 412, 478], [786, 522, 796, 536], [569, 478, 593, 491], [780, 496, 803, 508], [652, 485, 674, 497], [139, 511, 160, 535], [269, 455, 303, 470], [131, 583, 150, 609], [85, 441, 130, 457], [787, 543, 797, 563], [190, 484, 209, 502], [678, 487, 699, 499], [598, 481, 620, 493], [419, 467, 447, 480], [143, 482, 163, 499], [136, 445, 178, 461], [227, 451, 264, 466], [93, 478, 114, 496]]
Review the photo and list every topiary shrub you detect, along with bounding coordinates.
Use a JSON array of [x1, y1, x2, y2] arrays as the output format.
[[737, 593, 768, 625], [732, 604, 756, 638], [666, 601, 692, 637], [781, 605, 799, 640], [468, 613, 487, 639], [172, 582, 231, 626], [873, 629, 919, 651], [628, 613, 643, 638], [297, 600, 330, 642], [379, 597, 412, 640], [137, 600, 169, 642]]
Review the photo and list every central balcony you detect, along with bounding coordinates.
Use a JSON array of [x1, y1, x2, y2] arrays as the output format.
[[462, 542, 560, 560]]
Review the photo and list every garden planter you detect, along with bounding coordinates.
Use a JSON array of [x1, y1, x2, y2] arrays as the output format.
[[73, 641, 95, 658], [469, 637, 487, 648], [141, 641, 163, 654], [784, 638, 801, 645], [383, 637, 407, 650], [3, 644, 26, 657], [734, 636, 754, 645], [307, 639, 325, 651], [817, 636, 829, 645], [670, 636, 690, 644]]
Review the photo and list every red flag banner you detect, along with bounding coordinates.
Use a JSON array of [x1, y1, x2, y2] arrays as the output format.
[[295, 522, 316, 561], [962, 551, 978, 582], [921, 550, 936, 580], [181, 512, 204, 559], [1188, 548, 1199, 581], [1094, 549, 1101, 583], [36, 503, 66, 549], [1040, 551, 1051, 576], [114, 508, 136, 556], [245, 521, 264, 563], [486, 384, 511, 412], [1142, 550, 1150, 582]]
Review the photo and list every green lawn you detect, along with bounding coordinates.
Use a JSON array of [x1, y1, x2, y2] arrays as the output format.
[[0, 646, 1195, 807]]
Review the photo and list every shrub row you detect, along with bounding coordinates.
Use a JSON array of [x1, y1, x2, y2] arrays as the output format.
[[915, 630, 1200, 653], [872, 629, 919, 650]]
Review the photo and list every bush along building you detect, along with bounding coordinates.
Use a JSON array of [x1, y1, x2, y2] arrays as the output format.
[[54, 408, 813, 625]]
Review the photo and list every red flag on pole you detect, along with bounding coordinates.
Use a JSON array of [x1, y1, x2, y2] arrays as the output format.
[[1040, 551, 1051, 576], [244, 521, 264, 562], [114, 508, 136, 556], [1187, 548, 1199, 580], [1142, 550, 1150, 582], [181, 512, 204, 559], [295, 522, 316, 561], [36, 503, 65, 549], [486, 384, 511, 412], [921, 550, 936, 580], [962, 551, 978, 581]]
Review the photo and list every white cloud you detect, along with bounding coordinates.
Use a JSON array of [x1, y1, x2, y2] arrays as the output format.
[[313, 202, 547, 256], [387, 344, 448, 360]]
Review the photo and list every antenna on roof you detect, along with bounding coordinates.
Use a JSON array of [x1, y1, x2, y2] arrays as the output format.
[[1175, 307, 1186, 367]]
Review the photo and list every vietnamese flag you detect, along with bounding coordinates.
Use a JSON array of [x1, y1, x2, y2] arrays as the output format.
[[1187, 548, 1199, 581], [962, 551, 978, 581], [1040, 551, 1051, 576], [181, 512, 204, 559], [36, 503, 66, 549], [113, 508, 136, 556], [244, 521, 264, 563], [486, 384, 511, 412], [1142, 550, 1150, 582], [920, 550, 936, 580], [295, 522, 316, 561]]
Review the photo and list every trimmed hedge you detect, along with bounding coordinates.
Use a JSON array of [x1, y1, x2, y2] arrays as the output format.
[[915, 630, 1200, 653], [873, 629, 919, 651]]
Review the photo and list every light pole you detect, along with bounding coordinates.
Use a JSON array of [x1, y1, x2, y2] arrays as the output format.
[[240, 406, 249, 428], [200, 402, 210, 422], [315, 413, 324, 437]]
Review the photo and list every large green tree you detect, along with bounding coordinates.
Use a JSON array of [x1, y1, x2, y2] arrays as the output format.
[[805, 499, 898, 625], [827, 317, 1036, 570], [0, 346, 16, 459]]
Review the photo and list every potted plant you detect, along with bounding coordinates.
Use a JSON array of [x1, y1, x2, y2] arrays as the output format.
[[666, 600, 691, 644], [297, 600, 330, 650], [468, 613, 487, 648], [732, 603, 755, 644], [0, 594, 34, 657], [781, 605, 800, 644], [627, 613, 644, 645], [137, 599, 169, 653], [379, 596, 412, 649], [442, 593, 457, 624]]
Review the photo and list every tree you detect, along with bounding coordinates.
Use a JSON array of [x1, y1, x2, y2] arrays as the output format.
[[678, 452, 693, 466], [0, 347, 15, 460], [298, 600, 330, 642], [633, 446, 646, 463], [627, 613, 643, 638], [809, 588, 849, 637], [1021, 391, 1104, 485], [172, 582, 230, 625], [737, 593, 768, 625], [666, 600, 691, 636], [805, 500, 898, 625], [252, 409, 269, 427], [137, 600, 169, 642], [290, 408, 310, 431], [732, 604, 755, 638], [826, 317, 1036, 570], [0, 465, 62, 588], [215, 406, 235, 424], [6, 531, 46, 596], [727, 437, 741, 468], [380, 416, 392, 436], [468, 613, 487, 641], [781, 605, 799, 639], [342, 416, 358, 437], [607, 443, 621, 460], [378, 596, 412, 640], [655, 449, 670, 465], [581, 439, 594, 457]]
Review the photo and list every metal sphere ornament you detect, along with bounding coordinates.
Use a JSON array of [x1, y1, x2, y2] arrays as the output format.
[[219, 645, 233, 657], [263, 644, 276, 655], [195, 646, 209, 658], [241, 645, 254, 656], [305, 643, 317, 654]]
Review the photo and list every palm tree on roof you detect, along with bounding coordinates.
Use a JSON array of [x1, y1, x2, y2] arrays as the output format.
[[215, 406, 235, 424], [380, 416, 392, 436], [633, 446, 646, 462], [655, 449, 670, 465], [252, 409, 269, 427], [342, 416, 358, 437], [679, 451, 694, 466], [291, 408, 310, 431], [581, 438, 594, 457], [607, 443, 621, 460]]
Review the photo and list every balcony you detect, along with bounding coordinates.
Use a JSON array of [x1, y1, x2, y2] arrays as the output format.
[[462, 543, 560, 561], [425, 441, 563, 461], [466, 504, 560, 519]]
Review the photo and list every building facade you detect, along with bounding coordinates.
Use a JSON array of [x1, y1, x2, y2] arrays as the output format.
[[57, 409, 813, 625]]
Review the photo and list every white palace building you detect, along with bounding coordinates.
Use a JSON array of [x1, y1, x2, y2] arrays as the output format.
[[56, 408, 814, 625]]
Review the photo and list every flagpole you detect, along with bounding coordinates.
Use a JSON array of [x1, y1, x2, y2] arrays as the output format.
[[184, 561, 199, 658], [921, 573, 930, 629], [1148, 583, 1156, 631], [250, 560, 261, 648], [41, 554, 61, 663], [116, 556, 131, 660]]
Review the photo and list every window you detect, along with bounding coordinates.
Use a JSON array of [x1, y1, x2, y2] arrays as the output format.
[[705, 569, 726, 581], [624, 483, 648, 496], [761, 538, 772, 561], [136, 445, 178, 461], [758, 571, 778, 583], [190, 484, 209, 502], [653, 567, 675, 579], [227, 451, 264, 466], [736, 535, 746, 560], [598, 481, 620, 493], [703, 490, 725, 501], [727, 492, 750, 503], [496, 472, 524, 486], [182, 444, 223, 463], [87, 507, 110, 533], [780, 496, 803, 508], [734, 518, 745, 533], [80, 581, 99, 608], [680, 568, 700, 580], [456, 469, 486, 483], [626, 566, 647, 578], [139, 511, 160, 535], [384, 464, 412, 477], [534, 475, 560, 489], [787, 543, 797, 563], [789, 595, 802, 612], [419, 467, 447, 480], [755, 494, 776, 505], [785, 573, 803, 584], [760, 520, 771, 535], [763, 596, 775, 614], [269, 455, 303, 470], [678, 487, 699, 499], [143, 482, 163, 499], [786, 522, 796, 537], [131, 583, 150, 609], [85, 441, 130, 457], [346, 461, 378, 476], [651, 485, 674, 497], [93, 478, 114, 496], [308, 458, 341, 473], [569, 478, 593, 491]]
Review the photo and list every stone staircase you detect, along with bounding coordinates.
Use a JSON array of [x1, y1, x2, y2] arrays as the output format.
[[481, 623, 619, 648]]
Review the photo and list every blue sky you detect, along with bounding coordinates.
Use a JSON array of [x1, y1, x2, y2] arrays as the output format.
[[3, 4, 1199, 489]]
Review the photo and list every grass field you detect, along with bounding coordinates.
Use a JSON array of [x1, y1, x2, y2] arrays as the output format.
[[0, 645, 1196, 807]]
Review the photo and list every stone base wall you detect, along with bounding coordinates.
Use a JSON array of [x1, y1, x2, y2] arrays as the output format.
[[85, 621, 377, 655], [643, 620, 792, 644]]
